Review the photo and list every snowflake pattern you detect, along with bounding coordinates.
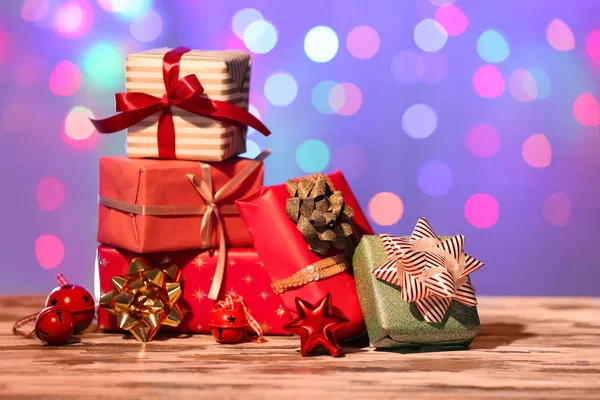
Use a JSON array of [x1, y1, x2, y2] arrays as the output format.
[[276, 306, 286, 317], [180, 304, 191, 317], [260, 322, 271, 334], [159, 255, 172, 264], [193, 257, 205, 270], [242, 274, 253, 285], [98, 256, 108, 267], [227, 288, 238, 297], [193, 289, 206, 303], [259, 291, 270, 300]]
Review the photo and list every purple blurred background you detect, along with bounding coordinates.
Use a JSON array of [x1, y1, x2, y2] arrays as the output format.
[[1, 0, 599, 295]]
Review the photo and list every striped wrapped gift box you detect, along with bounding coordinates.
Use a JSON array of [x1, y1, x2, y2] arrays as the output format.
[[125, 48, 251, 161]]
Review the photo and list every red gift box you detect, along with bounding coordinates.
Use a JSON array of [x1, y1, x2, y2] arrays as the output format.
[[236, 171, 374, 341], [97, 153, 266, 254], [96, 245, 291, 335]]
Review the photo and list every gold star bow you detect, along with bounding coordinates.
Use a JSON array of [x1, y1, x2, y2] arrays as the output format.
[[100, 257, 184, 342]]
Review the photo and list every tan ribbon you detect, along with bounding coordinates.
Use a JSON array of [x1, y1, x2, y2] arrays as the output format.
[[99, 150, 271, 300], [98, 197, 239, 216], [270, 254, 348, 295], [187, 149, 271, 300]]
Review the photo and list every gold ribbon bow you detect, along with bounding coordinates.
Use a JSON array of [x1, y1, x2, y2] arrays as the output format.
[[187, 149, 271, 300], [285, 175, 355, 255], [99, 257, 184, 342]]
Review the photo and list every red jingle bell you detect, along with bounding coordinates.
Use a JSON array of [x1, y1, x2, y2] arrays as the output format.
[[45, 274, 95, 333], [209, 307, 248, 344], [35, 307, 74, 345]]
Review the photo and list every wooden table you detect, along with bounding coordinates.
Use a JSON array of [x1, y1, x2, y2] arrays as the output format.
[[1, 296, 598, 399]]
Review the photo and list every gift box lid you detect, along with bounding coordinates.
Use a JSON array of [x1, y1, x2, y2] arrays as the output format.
[[126, 48, 251, 97]]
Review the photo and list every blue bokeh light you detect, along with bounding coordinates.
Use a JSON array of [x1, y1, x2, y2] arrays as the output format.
[[477, 29, 510, 63], [401, 104, 438, 139], [312, 80, 338, 114], [296, 139, 330, 173], [264, 73, 298, 106], [243, 20, 277, 54], [414, 19, 448, 52]]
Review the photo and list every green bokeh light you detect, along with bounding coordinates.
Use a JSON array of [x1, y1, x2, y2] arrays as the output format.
[[82, 42, 123, 91]]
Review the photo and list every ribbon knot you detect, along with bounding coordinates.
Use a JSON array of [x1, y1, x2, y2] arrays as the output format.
[[89, 47, 271, 160], [186, 150, 272, 300], [161, 93, 171, 108]]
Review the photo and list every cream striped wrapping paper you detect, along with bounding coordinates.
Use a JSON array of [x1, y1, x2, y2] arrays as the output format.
[[125, 48, 251, 161]]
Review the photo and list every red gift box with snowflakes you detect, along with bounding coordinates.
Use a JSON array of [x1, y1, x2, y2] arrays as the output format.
[[95, 245, 291, 335]]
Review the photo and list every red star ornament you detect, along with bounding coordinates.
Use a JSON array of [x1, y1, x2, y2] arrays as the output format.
[[283, 293, 349, 357]]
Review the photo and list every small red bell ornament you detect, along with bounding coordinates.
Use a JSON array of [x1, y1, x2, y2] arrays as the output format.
[[35, 307, 75, 345], [210, 307, 247, 344], [209, 294, 264, 344], [45, 274, 95, 333]]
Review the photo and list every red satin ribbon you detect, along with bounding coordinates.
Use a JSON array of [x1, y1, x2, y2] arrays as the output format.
[[90, 47, 271, 159]]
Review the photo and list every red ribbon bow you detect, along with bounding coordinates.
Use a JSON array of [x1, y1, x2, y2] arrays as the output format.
[[90, 47, 271, 159]]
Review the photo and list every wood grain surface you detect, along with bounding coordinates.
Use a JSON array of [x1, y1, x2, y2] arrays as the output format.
[[0, 295, 599, 399]]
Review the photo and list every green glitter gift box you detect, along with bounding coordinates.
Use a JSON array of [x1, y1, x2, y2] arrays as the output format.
[[353, 218, 485, 350]]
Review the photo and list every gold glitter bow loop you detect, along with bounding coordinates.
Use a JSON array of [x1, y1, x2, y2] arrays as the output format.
[[286, 175, 355, 255], [100, 257, 184, 342]]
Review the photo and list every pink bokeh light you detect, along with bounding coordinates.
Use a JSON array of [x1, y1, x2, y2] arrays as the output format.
[[473, 65, 505, 98], [464, 193, 499, 229], [21, 0, 50, 22], [62, 106, 99, 150], [249, 91, 269, 120], [36, 177, 66, 211], [391, 50, 424, 84], [546, 19, 575, 51], [419, 52, 448, 84], [35, 235, 65, 269], [368, 192, 404, 226], [225, 34, 247, 51], [0, 24, 8, 63], [2, 100, 30, 134], [522, 134, 551, 168], [434, 5, 468, 36], [585, 30, 600, 66], [543, 192, 571, 227], [508, 68, 538, 102], [329, 82, 363, 116], [573, 92, 600, 127], [14, 53, 42, 87], [54, 0, 93, 38], [467, 124, 500, 158], [49, 60, 81, 96], [346, 25, 380, 59]]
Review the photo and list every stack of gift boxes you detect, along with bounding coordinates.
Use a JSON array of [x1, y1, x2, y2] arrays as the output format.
[[95, 47, 486, 350], [95, 48, 294, 337]]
